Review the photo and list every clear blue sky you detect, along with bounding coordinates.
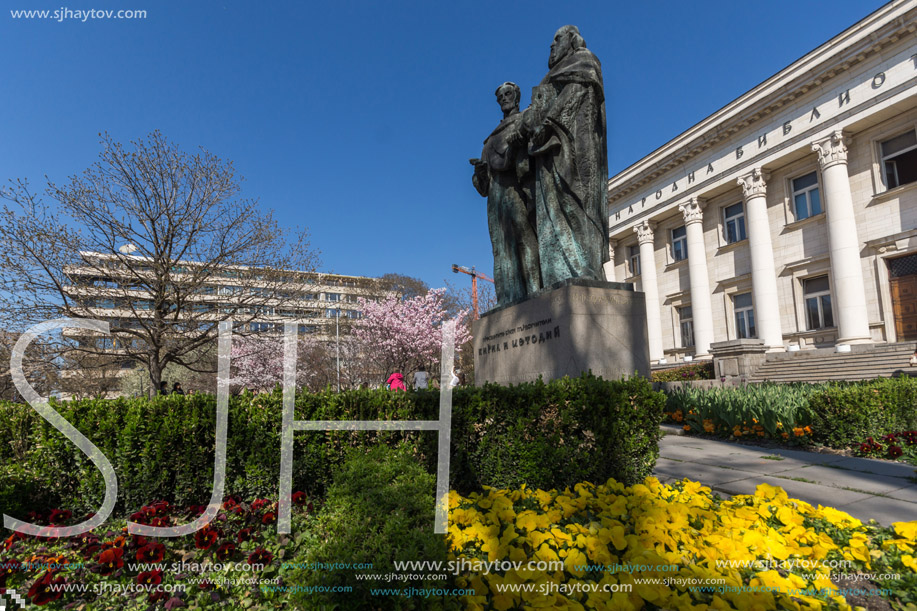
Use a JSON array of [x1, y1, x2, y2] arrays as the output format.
[[1, 0, 888, 290]]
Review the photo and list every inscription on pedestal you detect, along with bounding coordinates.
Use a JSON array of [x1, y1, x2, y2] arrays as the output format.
[[472, 279, 650, 386]]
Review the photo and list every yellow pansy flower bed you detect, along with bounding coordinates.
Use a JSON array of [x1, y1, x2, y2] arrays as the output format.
[[448, 478, 917, 611]]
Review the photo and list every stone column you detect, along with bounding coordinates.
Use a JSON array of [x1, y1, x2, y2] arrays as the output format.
[[603, 240, 618, 282], [634, 222, 663, 362], [737, 168, 784, 350], [677, 198, 714, 358], [811, 131, 872, 344]]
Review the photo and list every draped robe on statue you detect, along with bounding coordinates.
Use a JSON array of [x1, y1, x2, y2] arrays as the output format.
[[473, 113, 541, 304], [527, 47, 609, 286]]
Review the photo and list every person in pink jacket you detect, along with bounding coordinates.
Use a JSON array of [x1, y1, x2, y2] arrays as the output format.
[[386, 372, 406, 391]]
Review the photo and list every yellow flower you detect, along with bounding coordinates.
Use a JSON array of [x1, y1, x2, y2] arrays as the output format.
[[893, 521, 917, 540]]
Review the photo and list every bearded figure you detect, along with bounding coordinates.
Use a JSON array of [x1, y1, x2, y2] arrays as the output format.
[[525, 25, 609, 285]]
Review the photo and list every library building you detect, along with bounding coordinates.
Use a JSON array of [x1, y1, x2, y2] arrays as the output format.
[[606, 1, 917, 379]]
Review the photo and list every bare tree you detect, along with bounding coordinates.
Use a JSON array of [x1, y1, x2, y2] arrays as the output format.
[[0, 330, 59, 401], [379, 273, 429, 301], [0, 131, 320, 396]]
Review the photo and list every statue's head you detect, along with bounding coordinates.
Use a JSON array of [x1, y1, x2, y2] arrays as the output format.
[[549, 25, 585, 68], [495, 82, 521, 115]]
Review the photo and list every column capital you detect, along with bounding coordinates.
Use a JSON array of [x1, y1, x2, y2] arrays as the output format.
[[634, 220, 656, 244], [677, 197, 705, 225], [812, 130, 849, 169], [737, 167, 769, 200]]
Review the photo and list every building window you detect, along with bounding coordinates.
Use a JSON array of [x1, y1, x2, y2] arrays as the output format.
[[325, 308, 340, 318], [628, 245, 641, 276], [347, 310, 362, 319], [733, 292, 756, 339], [803, 276, 834, 330], [792, 172, 822, 220], [298, 324, 317, 335], [671, 226, 687, 261], [249, 322, 277, 333], [881, 129, 917, 190], [723, 203, 746, 244], [325, 293, 341, 302], [678, 305, 694, 348]]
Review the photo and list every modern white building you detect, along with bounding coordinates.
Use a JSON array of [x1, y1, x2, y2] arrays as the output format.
[[606, 0, 917, 364]]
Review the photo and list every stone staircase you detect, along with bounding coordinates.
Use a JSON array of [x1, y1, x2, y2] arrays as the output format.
[[747, 341, 917, 383]]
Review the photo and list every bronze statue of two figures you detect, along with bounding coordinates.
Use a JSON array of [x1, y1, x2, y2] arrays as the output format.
[[471, 25, 609, 307]]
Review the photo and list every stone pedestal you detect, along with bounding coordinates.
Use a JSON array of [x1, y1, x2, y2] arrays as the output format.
[[472, 279, 650, 385], [709, 339, 768, 382]]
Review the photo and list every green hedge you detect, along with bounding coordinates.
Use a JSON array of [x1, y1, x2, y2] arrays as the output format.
[[806, 377, 917, 447], [0, 373, 664, 516]]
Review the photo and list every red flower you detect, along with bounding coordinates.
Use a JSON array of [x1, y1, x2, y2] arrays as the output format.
[[132, 535, 150, 549], [888, 445, 904, 459], [247, 547, 273, 568], [130, 511, 148, 524], [97, 547, 124, 575], [222, 499, 238, 510], [215, 542, 236, 561], [0, 558, 21, 587], [27, 571, 66, 606], [136, 569, 163, 586], [194, 528, 217, 550], [291, 491, 307, 506], [48, 509, 72, 524], [150, 516, 171, 528], [261, 512, 277, 525], [250, 499, 270, 511], [136, 542, 166, 563], [236, 528, 253, 543]]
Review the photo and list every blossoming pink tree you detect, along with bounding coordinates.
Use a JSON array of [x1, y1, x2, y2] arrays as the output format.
[[352, 288, 471, 381], [230, 335, 326, 392]]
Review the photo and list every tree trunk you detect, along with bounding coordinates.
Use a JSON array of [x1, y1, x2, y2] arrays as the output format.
[[149, 360, 162, 399]]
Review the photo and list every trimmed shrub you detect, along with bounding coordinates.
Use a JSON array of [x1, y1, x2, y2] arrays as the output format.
[[0, 373, 664, 516], [290, 445, 457, 610], [650, 361, 715, 382], [806, 377, 917, 447], [447, 375, 664, 492]]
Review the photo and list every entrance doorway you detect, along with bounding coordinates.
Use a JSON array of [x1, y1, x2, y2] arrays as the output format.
[[889, 253, 917, 341]]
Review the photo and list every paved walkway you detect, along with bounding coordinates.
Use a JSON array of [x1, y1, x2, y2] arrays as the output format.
[[653, 426, 917, 526]]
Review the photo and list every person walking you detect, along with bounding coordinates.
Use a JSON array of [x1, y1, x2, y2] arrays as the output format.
[[386, 372, 406, 391], [171, 382, 185, 395], [158, 381, 169, 396]]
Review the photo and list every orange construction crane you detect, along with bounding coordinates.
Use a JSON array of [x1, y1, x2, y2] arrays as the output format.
[[451, 264, 494, 319]]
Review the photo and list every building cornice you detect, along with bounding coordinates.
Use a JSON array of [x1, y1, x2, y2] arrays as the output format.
[[607, 1, 917, 204]]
